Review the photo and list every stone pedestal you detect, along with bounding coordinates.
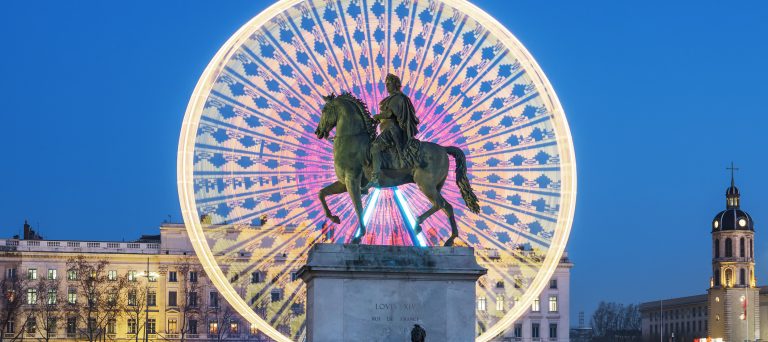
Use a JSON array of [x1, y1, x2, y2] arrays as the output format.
[[298, 244, 486, 342]]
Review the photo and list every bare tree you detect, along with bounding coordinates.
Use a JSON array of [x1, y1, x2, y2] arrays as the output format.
[[65, 256, 127, 342], [176, 259, 201, 342], [206, 292, 235, 341], [28, 276, 62, 342], [590, 301, 641, 342], [125, 280, 147, 342], [0, 263, 28, 342]]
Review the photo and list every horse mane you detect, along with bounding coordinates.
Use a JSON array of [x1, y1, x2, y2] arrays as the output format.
[[336, 92, 377, 141]]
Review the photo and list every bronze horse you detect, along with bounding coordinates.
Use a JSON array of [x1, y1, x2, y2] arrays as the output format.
[[314, 93, 480, 246]]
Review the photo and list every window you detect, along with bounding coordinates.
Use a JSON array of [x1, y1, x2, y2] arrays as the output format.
[[715, 239, 720, 258], [47, 289, 57, 304], [550, 278, 558, 289], [148, 273, 157, 282], [6, 268, 17, 280], [251, 272, 262, 284], [513, 323, 522, 338], [128, 290, 137, 306], [128, 270, 137, 282], [291, 272, 299, 281], [738, 237, 745, 258], [107, 319, 116, 334], [108, 270, 117, 281], [67, 270, 77, 280], [26, 317, 36, 334], [189, 320, 198, 334], [549, 295, 558, 312], [28, 268, 37, 280], [27, 288, 38, 304], [740, 268, 746, 285], [5, 319, 14, 334], [66, 317, 77, 334], [148, 291, 157, 306], [531, 323, 540, 338], [67, 287, 77, 304], [271, 289, 282, 302], [46, 318, 56, 336], [209, 292, 219, 307], [725, 269, 733, 287], [167, 319, 178, 333], [189, 291, 198, 307], [168, 291, 177, 306], [532, 297, 540, 312], [725, 238, 733, 257], [549, 323, 558, 338], [229, 320, 239, 334], [47, 269, 57, 280], [168, 271, 177, 282], [250, 323, 258, 335], [477, 296, 486, 311], [147, 319, 156, 334], [127, 319, 137, 334], [189, 271, 198, 282], [750, 239, 753, 258], [208, 321, 218, 335], [496, 295, 504, 311]]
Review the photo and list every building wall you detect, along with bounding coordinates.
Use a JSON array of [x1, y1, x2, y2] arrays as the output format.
[[640, 295, 708, 341], [0, 224, 571, 342]]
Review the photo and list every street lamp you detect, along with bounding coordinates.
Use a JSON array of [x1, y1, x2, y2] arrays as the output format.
[[137, 258, 160, 342]]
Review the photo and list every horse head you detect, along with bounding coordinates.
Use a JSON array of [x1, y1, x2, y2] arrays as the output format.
[[315, 93, 337, 140]]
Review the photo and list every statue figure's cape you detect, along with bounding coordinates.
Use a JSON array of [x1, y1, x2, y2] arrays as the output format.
[[383, 91, 419, 139]]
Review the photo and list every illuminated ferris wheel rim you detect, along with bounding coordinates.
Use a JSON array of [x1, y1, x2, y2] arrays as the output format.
[[177, 0, 577, 341]]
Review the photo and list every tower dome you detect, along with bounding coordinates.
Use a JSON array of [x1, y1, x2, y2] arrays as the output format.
[[712, 164, 753, 231]]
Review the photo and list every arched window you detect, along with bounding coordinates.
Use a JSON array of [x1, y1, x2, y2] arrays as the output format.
[[714, 268, 720, 286], [725, 269, 733, 287], [715, 239, 720, 258], [725, 238, 732, 257], [750, 239, 753, 258], [740, 269, 746, 285], [740, 238, 745, 257]]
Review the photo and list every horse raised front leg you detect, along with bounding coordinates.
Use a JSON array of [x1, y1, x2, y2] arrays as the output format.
[[345, 174, 366, 244], [318, 181, 347, 224]]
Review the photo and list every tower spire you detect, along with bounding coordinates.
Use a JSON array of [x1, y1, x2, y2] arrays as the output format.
[[728, 162, 739, 187]]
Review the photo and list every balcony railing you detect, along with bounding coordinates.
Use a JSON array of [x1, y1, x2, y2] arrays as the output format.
[[0, 239, 160, 254]]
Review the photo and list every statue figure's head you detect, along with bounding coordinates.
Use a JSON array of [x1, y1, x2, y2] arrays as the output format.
[[315, 93, 337, 140], [385, 73, 401, 94]]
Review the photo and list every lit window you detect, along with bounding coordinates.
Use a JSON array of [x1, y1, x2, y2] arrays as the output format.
[[127, 319, 137, 334], [229, 320, 239, 334], [147, 319, 156, 334], [477, 296, 487, 311], [47, 269, 57, 280], [549, 295, 558, 312], [148, 291, 157, 306], [496, 295, 504, 311], [27, 288, 37, 305], [167, 319, 178, 333], [148, 273, 157, 282], [128, 291, 137, 306], [128, 270, 137, 282], [67, 270, 77, 280], [28, 268, 37, 280], [250, 323, 258, 335], [208, 321, 218, 334], [67, 287, 77, 304], [532, 297, 540, 312], [107, 270, 117, 281], [47, 289, 57, 305]]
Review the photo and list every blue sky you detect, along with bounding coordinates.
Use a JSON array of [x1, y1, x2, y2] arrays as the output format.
[[2, 0, 767, 325]]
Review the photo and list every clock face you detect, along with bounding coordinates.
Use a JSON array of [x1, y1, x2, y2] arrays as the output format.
[[177, 0, 576, 341], [739, 218, 747, 227]]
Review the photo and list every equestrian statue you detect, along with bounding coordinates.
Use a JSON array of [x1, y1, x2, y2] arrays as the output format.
[[314, 74, 480, 246]]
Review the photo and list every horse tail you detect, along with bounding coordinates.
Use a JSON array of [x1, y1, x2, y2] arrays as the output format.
[[445, 146, 480, 214]]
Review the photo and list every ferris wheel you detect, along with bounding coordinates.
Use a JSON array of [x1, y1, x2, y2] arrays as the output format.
[[177, 0, 576, 341]]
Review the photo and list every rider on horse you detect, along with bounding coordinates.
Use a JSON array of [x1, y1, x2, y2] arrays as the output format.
[[367, 73, 420, 188]]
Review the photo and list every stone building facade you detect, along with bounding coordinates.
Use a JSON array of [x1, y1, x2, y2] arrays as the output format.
[[0, 223, 570, 341]]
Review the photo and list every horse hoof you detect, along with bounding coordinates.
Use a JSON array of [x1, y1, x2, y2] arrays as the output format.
[[329, 216, 340, 224], [443, 236, 456, 247]]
